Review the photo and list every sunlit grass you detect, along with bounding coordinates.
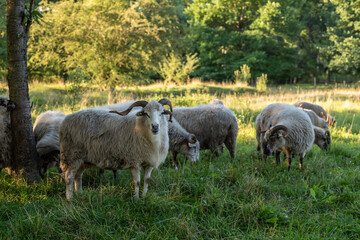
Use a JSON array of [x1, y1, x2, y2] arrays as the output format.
[[0, 80, 359, 239]]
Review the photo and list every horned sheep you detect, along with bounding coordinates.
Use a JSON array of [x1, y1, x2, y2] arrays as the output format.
[[256, 104, 331, 153], [294, 101, 336, 126], [103, 101, 200, 169], [0, 97, 15, 172], [33, 110, 66, 176], [59, 99, 172, 199], [259, 103, 315, 170], [172, 104, 238, 158]]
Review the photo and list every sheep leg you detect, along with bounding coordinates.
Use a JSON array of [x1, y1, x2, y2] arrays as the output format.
[[299, 154, 305, 170], [74, 165, 85, 194], [65, 168, 78, 200], [130, 167, 141, 198], [281, 147, 291, 171], [142, 166, 153, 198], [275, 151, 281, 165], [172, 151, 178, 170]]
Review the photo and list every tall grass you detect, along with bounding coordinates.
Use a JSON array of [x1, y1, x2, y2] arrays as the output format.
[[0, 81, 359, 239]]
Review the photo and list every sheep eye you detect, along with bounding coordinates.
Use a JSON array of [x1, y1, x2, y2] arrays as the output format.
[[136, 111, 149, 117]]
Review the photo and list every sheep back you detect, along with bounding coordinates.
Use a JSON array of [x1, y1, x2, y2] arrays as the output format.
[[172, 104, 238, 158]]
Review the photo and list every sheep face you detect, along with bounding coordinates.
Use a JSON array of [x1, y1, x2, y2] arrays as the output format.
[[180, 135, 200, 162], [136, 101, 170, 135], [263, 125, 288, 156]]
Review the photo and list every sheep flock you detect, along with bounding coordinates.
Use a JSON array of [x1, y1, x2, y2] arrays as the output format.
[[0, 95, 336, 199]]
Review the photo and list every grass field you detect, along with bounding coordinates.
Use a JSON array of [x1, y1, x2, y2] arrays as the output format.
[[1, 81, 360, 239]]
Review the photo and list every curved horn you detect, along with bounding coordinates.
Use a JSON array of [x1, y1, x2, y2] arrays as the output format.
[[269, 125, 288, 136], [162, 109, 173, 122], [158, 98, 173, 122], [187, 134, 197, 144], [158, 98, 173, 112], [110, 100, 148, 116]]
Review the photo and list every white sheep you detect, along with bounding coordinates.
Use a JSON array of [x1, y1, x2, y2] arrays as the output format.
[[294, 101, 336, 126], [33, 110, 66, 176], [172, 104, 238, 159], [256, 104, 331, 156], [260, 103, 315, 170], [0, 97, 15, 172], [59, 99, 172, 199], [103, 101, 201, 170]]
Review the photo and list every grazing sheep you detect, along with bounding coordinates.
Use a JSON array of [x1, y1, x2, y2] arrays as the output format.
[[300, 108, 332, 148], [103, 101, 201, 169], [0, 97, 15, 172], [33, 111, 66, 176], [294, 101, 336, 126], [300, 108, 329, 129], [168, 118, 200, 169], [256, 104, 331, 157], [60, 99, 172, 199], [260, 103, 315, 170], [313, 126, 331, 150], [172, 104, 238, 159]]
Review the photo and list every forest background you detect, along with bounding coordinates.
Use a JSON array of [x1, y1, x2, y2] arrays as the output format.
[[1, 0, 360, 87]]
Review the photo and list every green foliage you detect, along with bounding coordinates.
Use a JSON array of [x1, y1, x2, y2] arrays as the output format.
[[234, 64, 251, 85], [157, 53, 199, 85], [327, 0, 360, 75], [28, 0, 184, 87], [256, 73, 268, 92]]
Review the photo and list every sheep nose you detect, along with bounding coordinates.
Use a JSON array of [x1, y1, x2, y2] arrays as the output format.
[[151, 123, 159, 134]]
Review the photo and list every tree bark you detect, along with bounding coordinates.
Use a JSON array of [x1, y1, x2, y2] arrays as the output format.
[[7, 0, 40, 183]]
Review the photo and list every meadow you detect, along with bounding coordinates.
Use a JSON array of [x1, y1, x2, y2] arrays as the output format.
[[0, 81, 360, 239]]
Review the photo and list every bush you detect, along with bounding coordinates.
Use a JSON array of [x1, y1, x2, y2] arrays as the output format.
[[256, 73, 268, 92], [234, 64, 251, 86], [157, 53, 199, 85]]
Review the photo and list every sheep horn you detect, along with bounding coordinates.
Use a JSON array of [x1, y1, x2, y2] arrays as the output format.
[[110, 100, 148, 116], [187, 134, 197, 144], [269, 125, 288, 136], [158, 98, 173, 122], [158, 98, 173, 112], [162, 109, 173, 122]]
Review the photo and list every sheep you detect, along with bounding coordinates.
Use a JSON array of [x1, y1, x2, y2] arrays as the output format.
[[209, 99, 224, 105], [299, 108, 332, 148], [168, 118, 200, 169], [294, 101, 336, 126], [59, 99, 172, 199], [33, 111, 66, 176], [209, 99, 225, 153], [171, 104, 238, 159], [313, 126, 331, 150], [0, 97, 15, 172], [255, 104, 331, 155], [260, 103, 315, 170], [103, 101, 201, 170]]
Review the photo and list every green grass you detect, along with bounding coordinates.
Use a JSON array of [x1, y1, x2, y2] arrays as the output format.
[[1, 81, 360, 239]]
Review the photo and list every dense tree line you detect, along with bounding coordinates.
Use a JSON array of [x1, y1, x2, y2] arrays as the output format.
[[1, 0, 360, 86]]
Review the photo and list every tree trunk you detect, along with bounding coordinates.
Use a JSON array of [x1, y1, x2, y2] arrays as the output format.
[[7, 0, 40, 183]]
